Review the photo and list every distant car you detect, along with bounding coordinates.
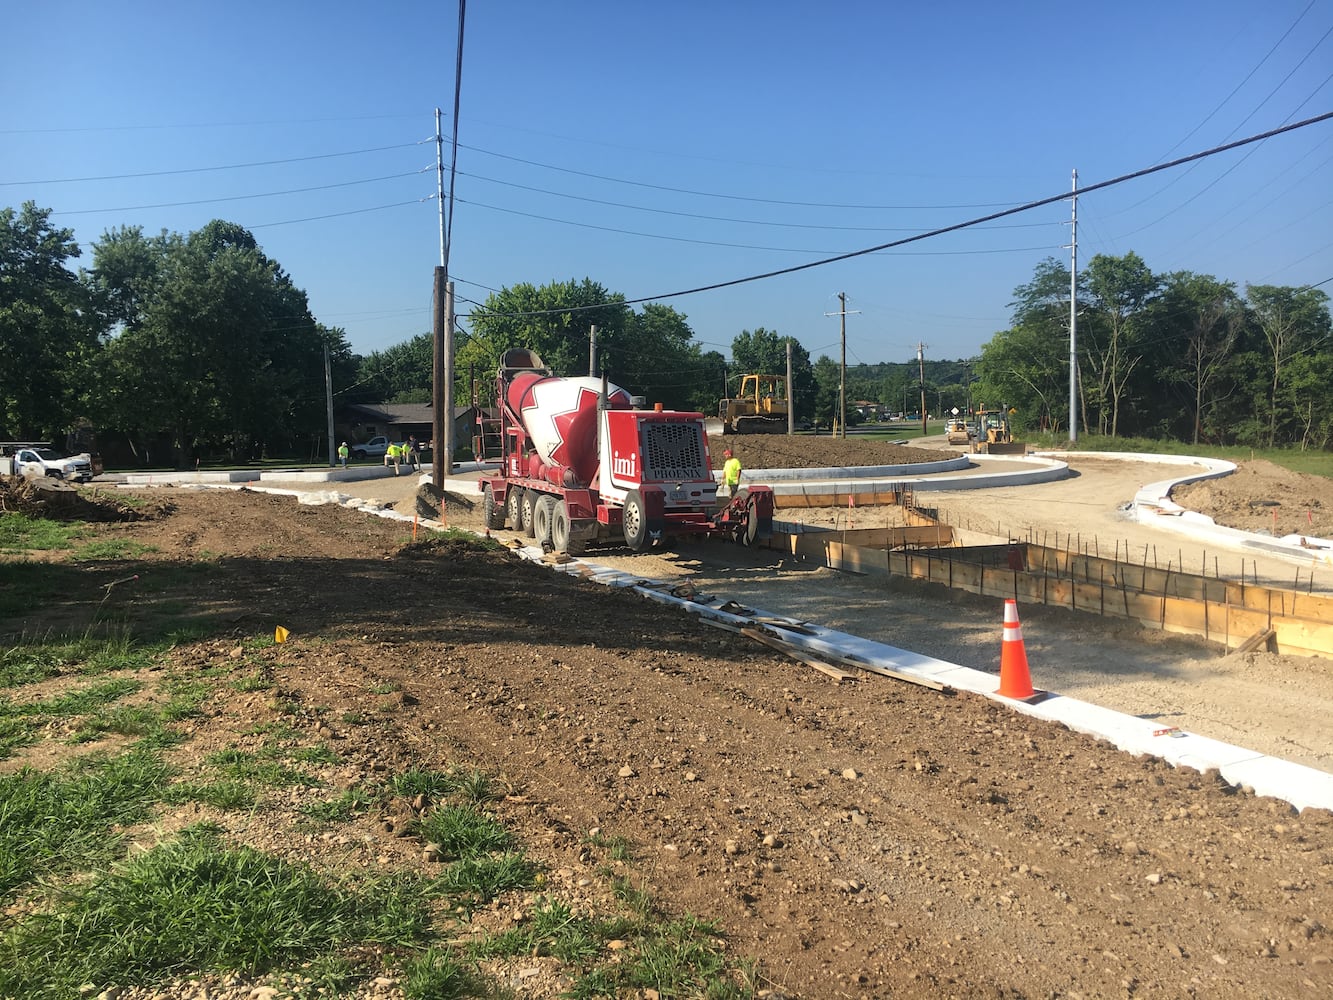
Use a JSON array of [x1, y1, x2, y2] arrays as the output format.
[[350, 436, 390, 459], [12, 447, 95, 482]]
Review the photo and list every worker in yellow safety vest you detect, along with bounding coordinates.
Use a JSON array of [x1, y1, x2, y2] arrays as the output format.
[[722, 448, 742, 497]]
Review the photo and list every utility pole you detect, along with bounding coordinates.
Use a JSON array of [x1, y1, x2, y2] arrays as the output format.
[[588, 324, 598, 377], [824, 293, 859, 439], [1067, 168, 1079, 444], [918, 342, 928, 437], [323, 344, 335, 467]]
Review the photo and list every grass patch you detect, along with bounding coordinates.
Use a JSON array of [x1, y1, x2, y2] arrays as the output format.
[[205, 747, 322, 789], [73, 539, 156, 561], [0, 514, 86, 553], [0, 825, 436, 1000], [419, 805, 513, 860], [0, 747, 171, 899], [0, 629, 156, 690], [298, 786, 377, 825]]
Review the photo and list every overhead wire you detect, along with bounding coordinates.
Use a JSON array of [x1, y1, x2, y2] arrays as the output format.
[[464, 112, 1333, 322]]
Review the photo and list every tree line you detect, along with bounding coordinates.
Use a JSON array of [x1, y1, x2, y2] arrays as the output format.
[[7, 198, 1326, 467], [974, 253, 1331, 449]]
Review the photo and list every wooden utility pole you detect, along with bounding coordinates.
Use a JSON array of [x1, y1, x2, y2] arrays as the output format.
[[432, 269, 450, 489], [824, 293, 859, 439], [323, 344, 335, 467]]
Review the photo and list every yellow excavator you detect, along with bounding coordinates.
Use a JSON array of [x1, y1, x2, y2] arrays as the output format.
[[719, 374, 789, 434]]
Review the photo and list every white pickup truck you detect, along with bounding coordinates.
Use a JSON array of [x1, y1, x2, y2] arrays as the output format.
[[349, 436, 390, 459], [6, 446, 97, 482]]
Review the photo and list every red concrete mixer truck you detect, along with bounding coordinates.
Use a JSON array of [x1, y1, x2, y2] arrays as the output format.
[[479, 349, 774, 554]]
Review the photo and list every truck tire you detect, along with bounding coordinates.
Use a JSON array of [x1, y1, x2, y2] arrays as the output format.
[[482, 485, 506, 530], [505, 487, 523, 530], [520, 490, 538, 537], [551, 505, 584, 555], [533, 495, 558, 546], [622, 490, 648, 551]]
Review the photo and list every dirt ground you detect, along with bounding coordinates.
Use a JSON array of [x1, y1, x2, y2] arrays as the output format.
[[2, 449, 1332, 999]]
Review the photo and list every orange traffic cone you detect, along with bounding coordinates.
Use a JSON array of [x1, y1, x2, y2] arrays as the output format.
[[997, 599, 1035, 699]]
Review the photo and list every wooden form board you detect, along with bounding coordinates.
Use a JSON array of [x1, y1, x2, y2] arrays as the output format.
[[777, 526, 1333, 659]]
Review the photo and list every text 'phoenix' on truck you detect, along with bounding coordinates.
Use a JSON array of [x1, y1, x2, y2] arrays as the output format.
[[480, 349, 774, 554]]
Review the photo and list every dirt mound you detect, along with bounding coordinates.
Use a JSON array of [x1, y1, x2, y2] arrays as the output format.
[[1171, 459, 1331, 536], [713, 434, 944, 470], [0, 475, 172, 522]]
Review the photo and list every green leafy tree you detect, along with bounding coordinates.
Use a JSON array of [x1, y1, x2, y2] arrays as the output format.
[[92, 219, 336, 465], [356, 333, 435, 403], [462, 278, 629, 386], [1082, 252, 1160, 437], [1245, 283, 1332, 447], [0, 202, 96, 439], [1151, 272, 1244, 444]]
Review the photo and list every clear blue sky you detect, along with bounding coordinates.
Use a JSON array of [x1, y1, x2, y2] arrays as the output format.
[[4, 1, 1331, 370]]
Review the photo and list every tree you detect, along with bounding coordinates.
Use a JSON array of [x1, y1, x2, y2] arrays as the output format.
[[1082, 252, 1159, 436], [1153, 272, 1243, 444], [462, 279, 630, 387], [1245, 284, 1332, 447], [356, 333, 434, 404], [92, 219, 330, 465], [0, 202, 96, 439]]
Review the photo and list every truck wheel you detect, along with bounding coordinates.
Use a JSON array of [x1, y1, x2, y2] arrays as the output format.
[[551, 505, 584, 555], [622, 490, 648, 551], [505, 487, 523, 530], [482, 486, 506, 530], [520, 490, 538, 537], [533, 495, 558, 546]]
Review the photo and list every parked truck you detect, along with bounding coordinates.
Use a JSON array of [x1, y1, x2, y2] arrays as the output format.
[[1, 442, 97, 482], [480, 349, 774, 554]]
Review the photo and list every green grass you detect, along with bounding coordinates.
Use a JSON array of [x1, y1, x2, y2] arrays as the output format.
[[0, 514, 86, 552], [419, 804, 513, 860], [0, 747, 171, 899], [0, 629, 155, 689], [73, 539, 156, 560], [0, 825, 435, 1000], [0, 509, 766, 998]]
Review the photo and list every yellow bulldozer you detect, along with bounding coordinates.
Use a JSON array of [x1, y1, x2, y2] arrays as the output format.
[[719, 373, 789, 434]]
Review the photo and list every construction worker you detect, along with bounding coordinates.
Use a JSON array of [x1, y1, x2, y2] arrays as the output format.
[[337, 441, 349, 468], [384, 441, 401, 475], [722, 448, 742, 497]]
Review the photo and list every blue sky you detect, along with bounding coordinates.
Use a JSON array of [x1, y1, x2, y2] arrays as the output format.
[[4, 1, 1331, 371]]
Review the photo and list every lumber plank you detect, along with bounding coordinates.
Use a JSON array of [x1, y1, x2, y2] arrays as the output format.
[[739, 627, 857, 683]]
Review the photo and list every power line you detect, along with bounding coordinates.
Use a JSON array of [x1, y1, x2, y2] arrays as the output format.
[[466, 112, 1333, 321], [1, 142, 427, 187]]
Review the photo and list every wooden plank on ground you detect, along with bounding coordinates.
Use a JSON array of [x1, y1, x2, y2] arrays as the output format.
[[1233, 628, 1275, 654], [739, 627, 858, 683]]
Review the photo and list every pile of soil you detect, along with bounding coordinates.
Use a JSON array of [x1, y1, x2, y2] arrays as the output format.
[[1171, 459, 1332, 537], [711, 435, 943, 470], [0, 475, 170, 522]]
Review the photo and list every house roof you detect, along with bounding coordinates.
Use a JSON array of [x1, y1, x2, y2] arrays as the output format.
[[342, 402, 473, 425]]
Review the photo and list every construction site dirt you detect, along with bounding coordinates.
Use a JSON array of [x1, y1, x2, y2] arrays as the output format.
[[4, 447, 1332, 999]]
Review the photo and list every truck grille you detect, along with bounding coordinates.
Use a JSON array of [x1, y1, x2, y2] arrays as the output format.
[[642, 422, 708, 481]]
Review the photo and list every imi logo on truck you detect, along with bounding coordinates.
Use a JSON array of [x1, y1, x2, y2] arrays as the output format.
[[611, 450, 637, 479]]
